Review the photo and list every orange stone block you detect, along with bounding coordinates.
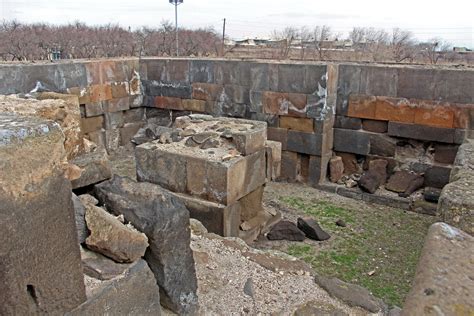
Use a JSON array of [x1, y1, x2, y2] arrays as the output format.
[[89, 84, 113, 103], [374, 97, 416, 123], [414, 101, 454, 128], [263, 91, 289, 115], [279, 116, 313, 133], [154, 96, 183, 110], [288, 93, 308, 117], [452, 104, 471, 129], [347, 95, 377, 119]]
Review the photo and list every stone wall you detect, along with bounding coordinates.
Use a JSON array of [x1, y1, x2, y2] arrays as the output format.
[[1, 59, 473, 192]]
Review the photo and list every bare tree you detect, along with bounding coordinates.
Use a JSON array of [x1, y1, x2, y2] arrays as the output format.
[[390, 28, 417, 62], [312, 25, 332, 60], [419, 38, 451, 64], [271, 27, 299, 59]]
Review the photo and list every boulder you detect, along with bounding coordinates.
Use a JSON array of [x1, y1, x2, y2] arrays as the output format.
[[94, 176, 199, 314], [85, 204, 149, 263], [403, 223, 474, 315], [297, 217, 331, 241], [329, 156, 344, 183], [386, 171, 423, 194], [358, 172, 380, 194], [314, 275, 385, 313], [267, 221, 305, 241], [399, 175, 424, 198]]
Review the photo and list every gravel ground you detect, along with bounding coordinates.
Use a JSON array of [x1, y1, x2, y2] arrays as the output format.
[[191, 232, 374, 315]]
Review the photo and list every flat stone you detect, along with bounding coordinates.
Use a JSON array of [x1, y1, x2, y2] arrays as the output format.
[[386, 171, 422, 193], [297, 217, 331, 241], [403, 223, 474, 315], [314, 275, 385, 313], [70, 147, 112, 189], [94, 176, 199, 314], [85, 204, 149, 263], [67, 260, 162, 316], [81, 247, 132, 280], [358, 172, 381, 194], [267, 221, 305, 241]]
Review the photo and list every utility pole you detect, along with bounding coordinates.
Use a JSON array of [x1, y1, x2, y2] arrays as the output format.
[[221, 18, 226, 56], [169, 0, 183, 57]]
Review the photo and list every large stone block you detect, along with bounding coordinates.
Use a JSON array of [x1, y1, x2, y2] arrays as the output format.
[[280, 151, 299, 182], [333, 128, 370, 155], [94, 176, 199, 314], [67, 260, 162, 316], [189, 60, 214, 83], [359, 66, 398, 97], [287, 130, 328, 156], [70, 147, 112, 189], [336, 64, 362, 115], [262, 91, 289, 115], [267, 127, 288, 150], [308, 154, 332, 186], [388, 122, 455, 143], [0, 114, 86, 314], [279, 116, 314, 133], [403, 223, 473, 314]]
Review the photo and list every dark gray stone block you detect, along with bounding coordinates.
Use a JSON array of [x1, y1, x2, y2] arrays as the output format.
[[333, 128, 370, 155], [388, 122, 455, 143]]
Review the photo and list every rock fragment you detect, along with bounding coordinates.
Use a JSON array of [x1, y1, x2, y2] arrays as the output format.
[[297, 217, 330, 241], [267, 221, 306, 241]]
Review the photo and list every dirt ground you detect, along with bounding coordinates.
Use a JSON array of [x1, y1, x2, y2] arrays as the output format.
[[257, 182, 438, 307]]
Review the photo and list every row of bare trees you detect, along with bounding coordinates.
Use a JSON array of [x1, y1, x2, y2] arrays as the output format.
[[0, 20, 222, 61], [270, 26, 459, 64]]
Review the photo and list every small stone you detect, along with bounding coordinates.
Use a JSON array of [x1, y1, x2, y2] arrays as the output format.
[[345, 179, 358, 188], [181, 129, 196, 137], [159, 132, 172, 144], [192, 132, 218, 144], [243, 278, 254, 298], [336, 219, 347, 227], [358, 172, 380, 194], [399, 175, 424, 197], [174, 116, 191, 129], [267, 221, 306, 241], [297, 217, 330, 241], [190, 218, 208, 236], [424, 187, 442, 203], [185, 137, 199, 147], [170, 130, 183, 142], [367, 270, 376, 276], [200, 138, 220, 150], [329, 156, 344, 183], [386, 171, 423, 194], [79, 194, 99, 206]]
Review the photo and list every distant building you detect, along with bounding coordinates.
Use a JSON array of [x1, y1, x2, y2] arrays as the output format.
[[453, 47, 472, 53]]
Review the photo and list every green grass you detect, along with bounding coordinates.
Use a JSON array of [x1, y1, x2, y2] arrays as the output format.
[[281, 196, 436, 307]]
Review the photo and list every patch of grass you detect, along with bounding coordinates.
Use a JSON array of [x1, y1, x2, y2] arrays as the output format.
[[279, 196, 436, 307]]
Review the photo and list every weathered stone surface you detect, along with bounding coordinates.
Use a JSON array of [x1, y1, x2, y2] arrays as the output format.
[[0, 114, 86, 314], [287, 130, 331, 156], [424, 165, 452, 189], [280, 150, 299, 182], [333, 128, 370, 155], [434, 144, 459, 164], [369, 133, 397, 157], [362, 119, 388, 133], [399, 175, 424, 197], [72, 193, 88, 244], [94, 176, 199, 314], [267, 221, 306, 241], [424, 187, 442, 203], [359, 159, 387, 193], [85, 203, 148, 263], [67, 260, 162, 316], [308, 154, 331, 186], [267, 127, 288, 150], [70, 147, 112, 189], [388, 122, 455, 143], [265, 140, 282, 181], [329, 156, 344, 183], [81, 247, 132, 280], [410, 200, 438, 216], [334, 115, 362, 130], [297, 217, 330, 241], [386, 171, 423, 193], [0, 93, 84, 159], [402, 223, 474, 315], [337, 152, 360, 175], [314, 275, 385, 313]]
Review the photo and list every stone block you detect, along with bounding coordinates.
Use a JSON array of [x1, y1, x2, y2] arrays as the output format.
[[249, 90, 263, 113], [154, 96, 183, 110], [265, 140, 282, 181], [130, 95, 144, 108], [434, 144, 459, 164], [190, 60, 214, 83], [105, 97, 130, 113], [336, 64, 362, 116], [263, 91, 289, 115], [388, 122, 455, 143], [0, 114, 86, 314], [397, 68, 436, 100], [136, 143, 266, 205], [104, 111, 125, 130], [333, 128, 370, 155], [85, 102, 105, 117], [192, 82, 223, 100], [359, 66, 398, 97], [120, 123, 145, 146], [374, 96, 416, 123], [71, 147, 112, 189], [362, 119, 388, 133], [280, 116, 314, 133], [337, 152, 361, 175], [414, 103, 454, 128], [308, 154, 332, 186], [111, 82, 129, 99], [89, 84, 113, 102], [369, 133, 397, 157], [81, 116, 104, 134], [94, 176, 199, 314], [123, 108, 145, 123], [225, 85, 250, 104], [280, 151, 299, 182], [347, 95, 377, 119], [232, 126, 267, 156], [67, 260, 162, 316], [287, 130, 325, 156], [403, 223, 474, 314], [267, 127, 288, 150], [87, 129, 106, 149], [278, 64, 306, 93], [288, 93, 308, 117], [334, 116, 362, 130], [182, 99, 206, 112], [424, 165, 451, 189], [329, 156, 344, 183]]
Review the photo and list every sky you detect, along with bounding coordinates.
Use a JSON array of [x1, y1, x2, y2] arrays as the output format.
[[1, 0, 473, 47]]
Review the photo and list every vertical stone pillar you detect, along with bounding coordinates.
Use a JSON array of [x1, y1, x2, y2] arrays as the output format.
[[0, 114, 86, 314]]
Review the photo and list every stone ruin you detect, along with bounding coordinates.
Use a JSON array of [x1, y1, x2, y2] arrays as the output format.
[[0, 58, 473, 315]]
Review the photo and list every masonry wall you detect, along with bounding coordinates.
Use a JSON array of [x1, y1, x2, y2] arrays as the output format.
[[0, 59, 473, 188]]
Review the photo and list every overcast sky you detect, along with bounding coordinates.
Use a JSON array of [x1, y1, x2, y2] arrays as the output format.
[[1, 0, 473, 47]]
